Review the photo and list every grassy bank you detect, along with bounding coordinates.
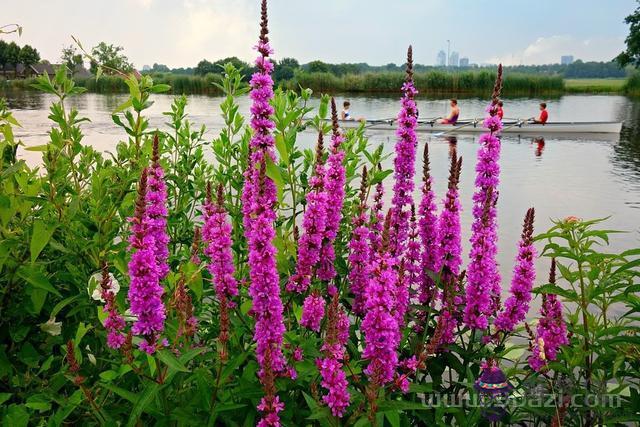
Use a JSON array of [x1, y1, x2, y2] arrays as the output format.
[[5, 72, 225, 95], [9, 71, 640, 97], [286, 70, 565, 96], [564, 78, 627, 93]]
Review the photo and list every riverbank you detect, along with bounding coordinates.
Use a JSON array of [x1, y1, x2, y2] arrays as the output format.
[[3, 71, 640, 96]]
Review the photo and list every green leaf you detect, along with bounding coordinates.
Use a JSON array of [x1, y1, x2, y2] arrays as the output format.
[[157, 349, 190, 373], [264, 156, 284, 203], [30, 220, 56, 263], [74, 322, 92, 346], [4, 404, 29, 427], [17, 267, 62, 298], [127, 382, 162, 427]]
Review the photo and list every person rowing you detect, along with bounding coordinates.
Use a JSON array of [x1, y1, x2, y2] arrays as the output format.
[[531, 102, 548, 124], [340, 100, 365, 122], [438, 99, 459, 125], [497, 101, 504, 120]]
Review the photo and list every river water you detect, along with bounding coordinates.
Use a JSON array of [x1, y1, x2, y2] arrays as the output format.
[[2, 89, 640, 298]]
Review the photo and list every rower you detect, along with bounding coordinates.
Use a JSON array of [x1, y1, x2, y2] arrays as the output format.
[[532, 102, 548, 124], [341, 101, 353, 120], [497, 101, 504, 119], [340, 100, 365, 122], [439, 99, 459, 125]]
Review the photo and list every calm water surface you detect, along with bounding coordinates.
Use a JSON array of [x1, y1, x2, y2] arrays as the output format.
[[3, 90, 640, 295]]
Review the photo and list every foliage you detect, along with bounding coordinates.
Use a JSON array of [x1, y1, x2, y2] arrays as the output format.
[[60, 45, 84, 74], [17, 45, 39, 68], [617, 0, 640, 68], [0, 61, 638, 427], [89, 42, 134, 75]]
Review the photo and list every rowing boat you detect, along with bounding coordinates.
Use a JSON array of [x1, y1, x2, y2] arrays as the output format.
[[326, 119, 623, 134]]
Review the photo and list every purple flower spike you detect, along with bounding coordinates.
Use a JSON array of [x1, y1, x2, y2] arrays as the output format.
[[317, 99, 346, 281], [127, 168, 166, 354], [288, 133, 328, 293], [391, 46, 419, 256], [464, 66, 504, 330], [529, 259, 568, 371], [418, 144, 441, 306], [437, 152, 463, 345], [495, 208, 536, 332], [243, 4, 286, 424], [348, 167, 371, 315], [362, 211, 400, 385], [317, 295, 350, 417], [147, 135, 170, 280], [203, 183, 238, 302]]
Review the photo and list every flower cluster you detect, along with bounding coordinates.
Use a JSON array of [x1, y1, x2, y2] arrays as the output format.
[[495, 208, 536, 332], [317, 295, 351, 416], [300, 292, 326, 332], [464, 68, 503, 330], [403, 205, 421, 318], [288, 133, 328, 293], [529, 260, 568, 371], [391, 46, 419, 256], [147, 135, 170, 280], [203, 183, 238, 301], [418, 144, 440, 306], [100, 263, 125, 349], [317, 98, 346, 281], [348, 168, 371, 315], [361, 214, 400, 385], [243, 0, 286, 398], [437, 152, 463, 345], [127, 168, 166, 354]]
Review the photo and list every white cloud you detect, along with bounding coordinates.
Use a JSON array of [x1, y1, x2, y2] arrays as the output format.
[[486, 35, 625, 65], [170, 0, 257, 66]]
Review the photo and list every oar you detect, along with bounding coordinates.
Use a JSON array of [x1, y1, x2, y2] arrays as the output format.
[[432, 119, 481, 137], [363, 118, 396, 129]]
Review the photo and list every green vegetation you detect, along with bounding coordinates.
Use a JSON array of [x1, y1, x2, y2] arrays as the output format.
[[288, 70, 565, 95], [564, 78, 627, 93]]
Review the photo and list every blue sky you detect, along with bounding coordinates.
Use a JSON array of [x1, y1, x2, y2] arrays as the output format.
[[2, 0, 636, 68]]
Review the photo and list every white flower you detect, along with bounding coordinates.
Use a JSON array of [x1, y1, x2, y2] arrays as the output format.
[[85, 345, 97, 365], [40, 317, 62, 336], [88, 271, 120, 302], [123, 309, 138, 322]]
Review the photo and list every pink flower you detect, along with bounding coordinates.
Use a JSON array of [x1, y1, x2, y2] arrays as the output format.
[[300, 293, 326, 332], [203, 183, 238, 302], [390, 46, 419, 256], [495, 208, 536, 332]]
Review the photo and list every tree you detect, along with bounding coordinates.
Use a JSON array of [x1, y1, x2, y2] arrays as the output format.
[[194, 59, 216, 75], [5, 42, 20, 72], [151, 63, 170, 72], [617, 2, 640, 67], [306, 60, 330, 73], [0, 40, 7, 74], [61, 45, 84, 73], [18, 45, 40, 69], [273, 57, 299, 82], [89, 42, 133, 74]]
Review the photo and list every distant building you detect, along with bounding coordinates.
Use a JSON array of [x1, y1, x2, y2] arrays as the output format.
[[561, 55, 574, 65], [437, 50, 447, 67], [449, 51, 459, 67], [459, 57, 469, 67]]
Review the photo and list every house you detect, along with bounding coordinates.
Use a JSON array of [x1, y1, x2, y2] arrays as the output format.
[[14, 62, 57, 78]]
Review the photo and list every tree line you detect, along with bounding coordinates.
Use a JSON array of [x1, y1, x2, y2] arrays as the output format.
[[0, 40, 40, 74]]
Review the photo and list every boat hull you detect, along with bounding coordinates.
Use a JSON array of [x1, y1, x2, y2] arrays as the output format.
[[328, 119, 623, 135]]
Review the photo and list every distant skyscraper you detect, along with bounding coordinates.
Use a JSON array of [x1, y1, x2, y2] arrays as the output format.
[[459, 57, 469, 67], [449, 51, 460, 67], [561, 55, 574, 65], [437, 50, 447, 67]]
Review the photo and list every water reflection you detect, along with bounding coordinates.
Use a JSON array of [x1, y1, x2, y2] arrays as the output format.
[[533, 137, 545, 158]]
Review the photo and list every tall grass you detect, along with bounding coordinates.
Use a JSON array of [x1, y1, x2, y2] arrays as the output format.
[[287, 70, 565, 95], [7, 73, 225, 95], [625, 73, 640, 96]]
